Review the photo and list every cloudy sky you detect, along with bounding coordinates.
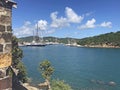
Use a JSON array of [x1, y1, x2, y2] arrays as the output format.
[[12, 0, 120, 38]]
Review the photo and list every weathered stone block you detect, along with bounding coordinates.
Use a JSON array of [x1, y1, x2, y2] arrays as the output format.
[[5, 44, 12, 52], [7, 26, 12, 32], [0, 53, 12, 68], [2, 32, 12, 42], [0, 25, 5, 32], [0, 37, 5, 43], [0, 76, 12, 89], [0, 15, 11, 24], [0, 44, 3, 52], [0, 69, 6, 78], [6, 10, 11, 16]]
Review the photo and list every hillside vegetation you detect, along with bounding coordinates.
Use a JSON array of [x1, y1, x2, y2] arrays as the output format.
[[19, 31, 120, 47], [78, 31, 120, 47], [19, 36, 78, 44]]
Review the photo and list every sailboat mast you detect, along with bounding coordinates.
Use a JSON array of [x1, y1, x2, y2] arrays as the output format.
[[33, 30, 35, 41], [36, 23, 39, 37], [36, 22, 40, 42]]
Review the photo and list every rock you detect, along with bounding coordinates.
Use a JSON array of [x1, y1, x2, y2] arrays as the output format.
[[90, 79, 96, 83], [89, 79, 117, 87], [96, 80, 105, 85], [108, 81, 116, 86], [0, 69, 6, 78]]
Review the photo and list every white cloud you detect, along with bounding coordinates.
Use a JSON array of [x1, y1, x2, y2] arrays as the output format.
[[78, 19, 112, 30], [24, 21, 31, 26], [14, 20, 49, 37], [65, 7, 83, 23], [78, 18, 96, 30], [100, 22, 112, 28], [14, 7, 112, 38], [85, 12, 93, 16], [50, 7, 83, 29], [36, 20, 48, 30], [50, 12, 69, 28], [13, 21, 34, 37], [50, 12, 57, 20], [45, 29, 56, 35]]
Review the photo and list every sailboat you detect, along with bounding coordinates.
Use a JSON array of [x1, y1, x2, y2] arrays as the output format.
[[26, 23, 46, 47]]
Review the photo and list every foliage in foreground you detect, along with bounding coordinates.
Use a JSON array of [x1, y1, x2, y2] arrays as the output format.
[[16, 61, 28, 83], [11, 36, 28, 83], [39, 60, 54, 80], [51, 79, 73, 90], [12, 36, 23, 67], [39, 60, 73, 90]]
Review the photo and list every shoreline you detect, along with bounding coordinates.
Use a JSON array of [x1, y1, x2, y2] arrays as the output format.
[[80, 45, 120, 49], [20, 43, 120, 49], [64, 43, 120, 49]]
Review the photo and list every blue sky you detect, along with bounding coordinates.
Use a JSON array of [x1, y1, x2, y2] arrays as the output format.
[[12, 0, 120, 38]]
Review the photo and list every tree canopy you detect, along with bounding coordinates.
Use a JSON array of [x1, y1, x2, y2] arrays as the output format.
[[39, 60, 54, 80], [51, 79, 73, 90], [77, 31, 120, 47]]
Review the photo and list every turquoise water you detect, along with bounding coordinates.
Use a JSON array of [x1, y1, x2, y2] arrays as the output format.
[[21, 45, 120, 90]]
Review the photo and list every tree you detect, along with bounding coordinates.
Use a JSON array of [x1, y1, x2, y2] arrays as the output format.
[[77, 31, 120, 47], [39, 60, 54, 90], [51, 79, 73, 90], [39, 60, 73, 90], [12, 36, 23, 68], [7, 36, 28, 83], [16, 61, 28, 83], [39, 60, 54, 80]]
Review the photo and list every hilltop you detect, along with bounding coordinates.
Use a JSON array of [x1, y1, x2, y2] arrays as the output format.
[[19, 36, 78, 44], [78, 31, 120, 48], [19, 31, 120, 48]]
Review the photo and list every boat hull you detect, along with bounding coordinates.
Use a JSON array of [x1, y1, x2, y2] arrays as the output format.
[[26, 44, 46, 47]]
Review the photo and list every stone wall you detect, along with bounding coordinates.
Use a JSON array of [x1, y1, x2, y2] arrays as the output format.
[[0, 76, 12, 90], [0, 0, 16, 90], [0, 0, 12, 69]]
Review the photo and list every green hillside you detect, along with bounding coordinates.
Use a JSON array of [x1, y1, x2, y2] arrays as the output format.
[[19, 36, 78, 44], [78, 31, 120, 47], [19, 31, 120, 47], [19, 36, 34, 42]]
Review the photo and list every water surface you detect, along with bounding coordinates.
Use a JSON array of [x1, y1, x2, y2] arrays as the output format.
[[21, 45, 120, 90]]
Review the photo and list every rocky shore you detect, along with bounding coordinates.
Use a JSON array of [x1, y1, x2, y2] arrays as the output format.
[[82, 44, 120, 48]]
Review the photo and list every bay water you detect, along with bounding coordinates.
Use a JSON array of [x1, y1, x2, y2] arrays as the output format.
[[21, 45, 120, 90]]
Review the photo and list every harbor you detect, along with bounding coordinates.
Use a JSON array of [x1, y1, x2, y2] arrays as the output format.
[[21, 45, 120, 90]]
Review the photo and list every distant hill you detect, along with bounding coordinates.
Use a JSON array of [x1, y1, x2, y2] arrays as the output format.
[[78, 31, 120, 47], [19, 36, 34, 42], [19, 36, 78, 44], [19, 31, 120, 47]]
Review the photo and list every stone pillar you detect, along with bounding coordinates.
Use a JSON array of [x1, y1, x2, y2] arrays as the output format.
[[0, 0, 17, 90]]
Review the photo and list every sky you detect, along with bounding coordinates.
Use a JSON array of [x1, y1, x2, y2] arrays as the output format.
[[12, 0, 120, 38]]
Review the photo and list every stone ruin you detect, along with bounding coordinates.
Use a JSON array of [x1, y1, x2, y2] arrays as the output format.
[[0, 0, 17, 89]]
